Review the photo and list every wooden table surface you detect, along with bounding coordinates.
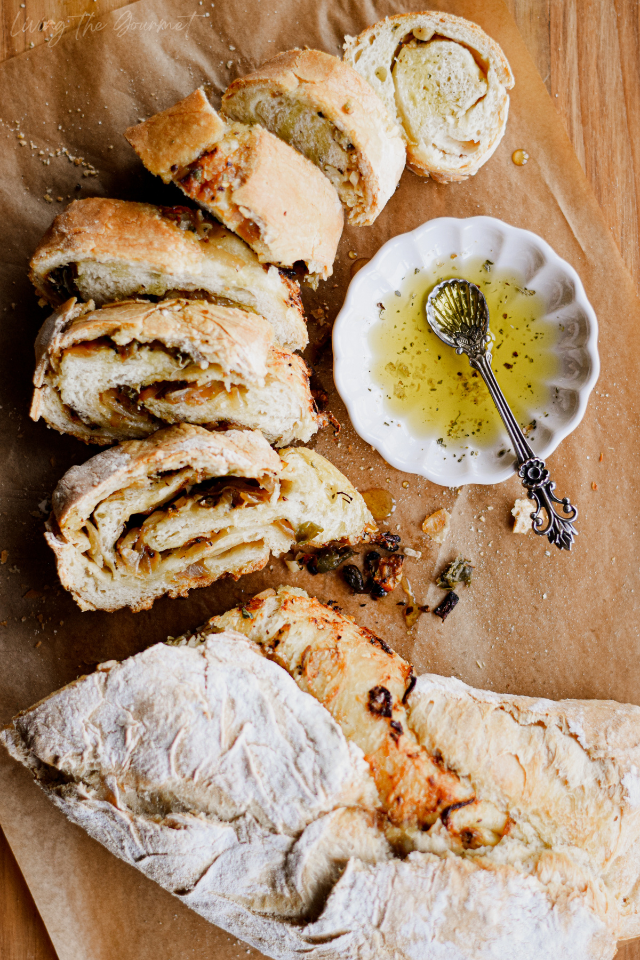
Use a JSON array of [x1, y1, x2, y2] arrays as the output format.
[[0, 0, 639, 957]]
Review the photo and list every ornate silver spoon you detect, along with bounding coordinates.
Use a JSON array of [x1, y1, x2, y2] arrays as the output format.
[[426, 279, 578, 551]]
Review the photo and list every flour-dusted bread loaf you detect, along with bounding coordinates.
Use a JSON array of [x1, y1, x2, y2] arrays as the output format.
[[208, 586, 640, 950], [29, 198, 308, 351], [125, 89, 343, 286], [344, 13, 514, 182], [31, 298, 323, 447], [45, 427, 376, 611], [6, 588, 640, 958], [221, 50, 406, 226]]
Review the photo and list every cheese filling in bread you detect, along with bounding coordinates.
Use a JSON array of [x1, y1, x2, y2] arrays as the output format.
[[29, 198, 308, 352], [344, 13, 514, 182], [207, 587, 509, 851], [6, 587, 640, 958], [45, 426, 376, 612], [31, 298, 324, 447], [220, 50, 406, 226], [125, 89, 344, 287]]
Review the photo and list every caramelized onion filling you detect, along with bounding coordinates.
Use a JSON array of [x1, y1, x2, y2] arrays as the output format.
[[179, 143, 264, 249]]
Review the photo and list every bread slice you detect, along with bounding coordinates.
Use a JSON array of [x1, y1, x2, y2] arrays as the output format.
[[125, 89, 343, 286], [44, 426, 376, 612], [344, 13, 514, 182], [4, 588, 636, 958], [221, 50, 406, 226], [31, 297, 324, 447], [29, 198, 308, 352]]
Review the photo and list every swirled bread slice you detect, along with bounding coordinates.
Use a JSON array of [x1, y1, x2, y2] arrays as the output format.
[[29, 198, 308, 351], [221, 50, 406, 226], [45, 426, 376, 611], [344, 13, 514, 182], [5, 592, 636, 958], [31, 298, 323, 447], [125, 89, 343, 286]]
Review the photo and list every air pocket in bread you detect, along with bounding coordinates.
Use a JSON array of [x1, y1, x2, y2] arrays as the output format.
[[31, 298, 324, 447], [29, 198, 308, 351], [125, 89, 343, 286], [45, 426, 376, 611], [221, 49, 406, 226], [344, 13, 514, 182]]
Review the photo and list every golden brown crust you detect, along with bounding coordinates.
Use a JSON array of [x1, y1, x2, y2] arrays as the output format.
[[221, 49, 406, 226], [33, 296, 273, 376], [211, 591, 484, 834], [205, 585, 640, 943], [29, 198, 308, 352], [126, 90, 343, 281], [125, 88, 227, 183]]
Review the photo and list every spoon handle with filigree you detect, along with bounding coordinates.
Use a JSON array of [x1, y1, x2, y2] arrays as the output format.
[[470, 353, 579, 551]]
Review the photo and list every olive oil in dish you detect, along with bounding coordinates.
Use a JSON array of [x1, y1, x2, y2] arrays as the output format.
[[368, 257, 559, 450]]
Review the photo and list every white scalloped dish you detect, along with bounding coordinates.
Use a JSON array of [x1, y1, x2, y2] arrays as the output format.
[[333, 217, 599, 485]]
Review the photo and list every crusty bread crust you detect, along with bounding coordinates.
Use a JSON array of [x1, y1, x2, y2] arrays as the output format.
[[344, 12, 514, 182], [1, 590, 630, 959], [30, 297, 323, 447], [125, 88, 227, 182], [221, 49, 406, 226], [45, 429, 376, 612], [29, 198, 308, 351], [126, 89, 344, 283], [210, 586, 640, 945], [51, 423, 281, 533]]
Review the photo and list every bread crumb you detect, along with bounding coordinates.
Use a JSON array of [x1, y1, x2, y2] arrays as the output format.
[[403, 547, 422, 559], [591, 482, 598, 490], [96, 660, 118, 672], [511, 498, 535, 533], [422, 508, 451, 544]]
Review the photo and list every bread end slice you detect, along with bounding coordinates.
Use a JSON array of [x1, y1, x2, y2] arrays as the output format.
[[126, 89, 343, 285], [344, 12, 514, 182], [125, 88, 226, 183]]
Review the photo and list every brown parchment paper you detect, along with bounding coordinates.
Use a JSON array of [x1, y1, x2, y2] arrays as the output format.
[[0, 0, 639, 956]]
